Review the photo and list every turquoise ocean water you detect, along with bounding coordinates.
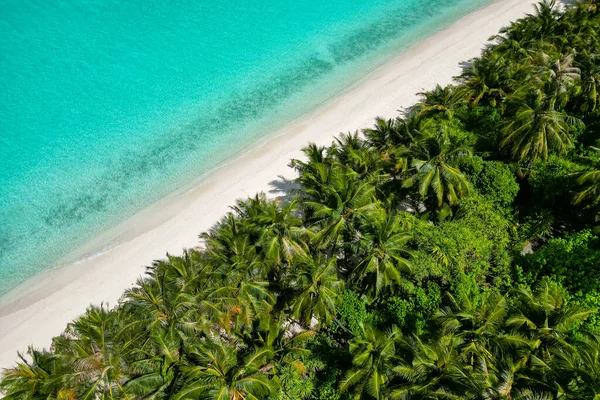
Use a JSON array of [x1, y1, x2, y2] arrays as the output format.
[[0, 0, 489, 295]]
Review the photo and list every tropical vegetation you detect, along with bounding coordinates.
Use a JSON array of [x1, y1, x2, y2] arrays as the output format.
[[2, 0, 600, 398]]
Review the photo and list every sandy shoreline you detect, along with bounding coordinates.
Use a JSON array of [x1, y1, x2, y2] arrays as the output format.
[[0, 0, 538, 368]]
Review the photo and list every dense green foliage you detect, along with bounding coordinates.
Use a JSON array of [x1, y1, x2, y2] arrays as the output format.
[[2, 1, 600, 398]]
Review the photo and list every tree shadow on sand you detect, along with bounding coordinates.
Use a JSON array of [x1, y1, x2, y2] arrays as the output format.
[[268, 175, 300, 205]]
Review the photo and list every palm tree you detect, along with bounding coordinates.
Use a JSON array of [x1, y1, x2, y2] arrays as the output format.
[[123, 252, 209, 333], [363, 117, 407, 151], [567, 334, 600, 399], [50, 306, 134, 399], [299, 162, 382, 250], [435, 292, 514, 366], [289, 143, 331, 175], [577, 53, 600, 113], [349, 211, 413, 300], [456, 51, 510, 108], [330, 132, 384, 176], [122, 324, 184, 399], [246, 313, 317, 399], [249, 312, 315, 363], [392, 333, 473, 398], [415, 84, 465, 118], [364, 115, 422, 150], [363, 116, 419, 179], [285, 254, 342, 328], [501, 88, 584, 163], [403, 122, 472, 208], [0, 348, 68, 399], [498, 0, 560, 46], [533, 50, 581, 109], [173, 338, 276, 400], [573, 169, 600, 211], [231, 194, 308, 271], [340, 325, 401, 399], [201, 214, 264, 278], [506, 281, 593, 374]]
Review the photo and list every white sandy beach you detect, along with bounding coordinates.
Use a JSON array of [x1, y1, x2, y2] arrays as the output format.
[[0, 0, 540, 368]]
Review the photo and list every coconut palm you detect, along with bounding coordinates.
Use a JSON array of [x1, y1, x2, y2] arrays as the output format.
[[363, 117, 409, 151], [330, 132, 384, 176], [403, 122, 472, 208], [363, 116, 420, 178], [50, 306, 134, 399], [340, 325, 401, 399], [574, 169, 600, 211], [498, 0, 560, 46], [435, 292, 517, 366], [231, 194, 308, 270], [415, 84, 465, 118], [533, 50, 582, 109], [501, 88, 584, 163], [285, 254, 342, 328], [173, 338, 277, 400], [121, 325, 184, 399], [0, 348, 67, 400], [2, 2, 600, 399], [249, 312, 315, 360], [567, 334, 600, 399], [456, 53, 510, 108], [299, 162, 382, 250], [392, 333, 473, 398], [124, 252, 210, 333], [577, 53, 600, 113], [526, 0, 561, 42], [201, 214, 264, 278], [349, 211, 413, 300], [289, 143, 332, 174], [506, 281, 593, 370]]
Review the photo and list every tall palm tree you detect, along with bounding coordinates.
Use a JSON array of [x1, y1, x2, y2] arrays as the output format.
[[0, 348, 68, 400], [456, 51, 510, 108], [566, 334, 600, 399], [501, 88, 584, 163], [415, 84, 465, 118], [299, 162, 381, 250], [349, 211, 413, 300], [201, 214, 264, 278], [226, 279, 276, 336], [577, 53, 600, 113], [124, 252, 210, 333], [403, 122, 472, 208], [340, 325, 401, 399], [392, 333, 472, 398], [498, 0, 560, 46], [364, 115, 422, 150], [506, 281, 593, 374], [573, 169, 600, 211], [435, 292, 515, 367], [533, 50, 581, 110], [330, 132, 384, 176], [173, 338, 276, 400], [50, 306, 134, 399], [121, 324, 184, 399], [363, 117, 408, 151], [285, 254, 342, 328], [363, 116, 419, 179], [231, 194, 307, 271]]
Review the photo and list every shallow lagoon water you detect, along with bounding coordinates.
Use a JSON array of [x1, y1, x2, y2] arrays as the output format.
[[0, 0, 489, 294]]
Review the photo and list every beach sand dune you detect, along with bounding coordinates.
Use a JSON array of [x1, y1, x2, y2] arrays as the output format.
[[0, 0, 539, 368]]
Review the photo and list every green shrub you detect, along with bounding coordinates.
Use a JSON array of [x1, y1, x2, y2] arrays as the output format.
[[516, 230, 600, 329], [464, 157, 519, 210]]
